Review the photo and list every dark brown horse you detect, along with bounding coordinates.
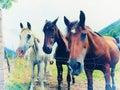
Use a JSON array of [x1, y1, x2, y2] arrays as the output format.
[[64, 11, 119, 90], [42, 18, 75, 90]]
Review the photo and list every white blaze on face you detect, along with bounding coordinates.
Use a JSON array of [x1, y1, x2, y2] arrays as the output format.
[[47, 44, 53, 49], [78, 48, 87, 66], [71, 29, 76, 34]]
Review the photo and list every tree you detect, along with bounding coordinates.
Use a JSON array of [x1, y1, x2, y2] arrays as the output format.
[[0, 0, 16, 89]]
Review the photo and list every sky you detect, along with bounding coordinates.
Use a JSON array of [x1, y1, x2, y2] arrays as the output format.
[[2, 0, 120, 50]]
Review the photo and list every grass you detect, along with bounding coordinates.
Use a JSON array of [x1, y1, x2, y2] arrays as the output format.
[[5, 58, 31, 90], [4, 58, 120, 90]]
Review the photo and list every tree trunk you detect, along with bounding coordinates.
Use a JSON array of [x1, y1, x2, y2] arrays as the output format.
[[0, 9, 4, 89]]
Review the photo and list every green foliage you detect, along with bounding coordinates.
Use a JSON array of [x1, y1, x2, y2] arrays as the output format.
[[99, 19, 120, 38], [104, 25, 120, 37], [0, 0, 16, 9], [5, 59, 31, 90]]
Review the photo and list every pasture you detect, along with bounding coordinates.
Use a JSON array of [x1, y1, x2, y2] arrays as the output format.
[[5, 57, 120, 90]]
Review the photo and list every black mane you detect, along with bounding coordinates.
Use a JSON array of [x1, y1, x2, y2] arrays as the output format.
[[94, 31, 103, 37]]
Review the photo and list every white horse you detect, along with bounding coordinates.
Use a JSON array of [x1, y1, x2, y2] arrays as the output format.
[[16, 22, 54, 90]]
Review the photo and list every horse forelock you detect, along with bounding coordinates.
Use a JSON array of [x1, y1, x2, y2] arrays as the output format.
[[21, 27, 30, 33], [70, 21, 78, 27], [68, 21, 78, 33], [21, 27, 40, 42], [43, 21, 55, 32]]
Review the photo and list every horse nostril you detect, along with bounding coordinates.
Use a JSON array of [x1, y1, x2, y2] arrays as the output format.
[[42, 45, 52, 54], [21, 49, 24, 53], [68, 65, 73, 73], [67, 62, 69, 66], [75, 62, 81, 69]]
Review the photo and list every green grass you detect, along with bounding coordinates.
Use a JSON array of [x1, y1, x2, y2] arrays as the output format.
[[5, 58, 31, 90], [5, 58, 120, 90]]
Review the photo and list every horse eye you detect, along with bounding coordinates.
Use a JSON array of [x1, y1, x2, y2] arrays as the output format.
[[80, 32, 86, 41], [27, 34, 31, 40]]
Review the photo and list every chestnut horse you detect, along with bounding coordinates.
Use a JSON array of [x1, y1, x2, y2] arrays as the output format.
[[42, 18, 75, 90], [64, 11, 119, 90]]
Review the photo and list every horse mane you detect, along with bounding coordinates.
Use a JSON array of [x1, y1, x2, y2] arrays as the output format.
[[21, 28, 28, 33], [85, 26, 118, 58], [86, 26, 103, 38], [94, 32, 103, 37], [55, 26, 69, 50], [85, 26, 107, 54]]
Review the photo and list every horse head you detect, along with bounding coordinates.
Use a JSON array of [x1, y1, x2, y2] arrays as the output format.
[[42, 18, 59, 54], [64, 11, 87, 76], [16, 22, 39, 57]]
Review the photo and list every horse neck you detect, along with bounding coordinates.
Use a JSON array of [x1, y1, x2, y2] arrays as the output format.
[[33, 38, 39, 55], [54, 28, 69, 60], [86, 29, 104, 53], [55, 28, 68, 49]]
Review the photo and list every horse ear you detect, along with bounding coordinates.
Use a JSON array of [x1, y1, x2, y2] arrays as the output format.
[[64, 16, 70, 27], [79, 11, 85, 30], [20, 22, 23, 29], [52, 17, 59, 25], [27, 22, 31, 30], [45, 20, 48, 23]]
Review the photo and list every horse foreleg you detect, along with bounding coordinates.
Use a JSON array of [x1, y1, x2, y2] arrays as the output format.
[[44, 60, 47, 84], [103, 64, 112, 90], [30, 63, 35, 90], [85, 69, 93, 90], [37, 63, 40, 84], [72, 75, 75, 85], [56, 63, 63, 90], [111, 68, 116, 90], [67, 66, 71, 90], [31, 63, 35, 80], [39, 61, 45, 90]]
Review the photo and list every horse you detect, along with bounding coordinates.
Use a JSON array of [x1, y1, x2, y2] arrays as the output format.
[[42, 18, 75, 90], [64, 11, 119, 90], [16, 22, 54, 90]]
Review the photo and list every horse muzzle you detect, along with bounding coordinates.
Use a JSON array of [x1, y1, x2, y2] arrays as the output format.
[[67, 59, 82, 76], [43, 45, 52, 54], [16, 47, 26, 58]]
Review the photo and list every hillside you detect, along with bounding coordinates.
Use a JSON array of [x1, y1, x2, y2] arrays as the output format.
[[99, 19, 120, 37]]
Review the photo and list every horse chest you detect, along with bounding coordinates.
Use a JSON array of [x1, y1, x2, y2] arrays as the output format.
[[55, 48, 69, 64], [28, 50, 41, 62], [84, 54, 108, 70]]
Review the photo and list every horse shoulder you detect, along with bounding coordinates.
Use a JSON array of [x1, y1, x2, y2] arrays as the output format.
[[104, 36, 119, 61], [104, 36, 118, 48]]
